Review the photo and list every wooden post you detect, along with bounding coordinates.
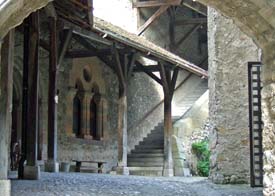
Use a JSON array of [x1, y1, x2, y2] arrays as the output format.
[[159, 63, 179, 176], [46, 17, 59, 172], [22, 12, 41, 180], [112, 46, 130, 175]]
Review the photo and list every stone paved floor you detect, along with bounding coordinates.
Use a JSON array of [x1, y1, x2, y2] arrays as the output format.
[[11, 172, 262, 196]]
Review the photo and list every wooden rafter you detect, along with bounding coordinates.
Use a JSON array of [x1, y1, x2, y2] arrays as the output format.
[[175, 24, 200, 49], [137, 5, 170, 36], [181, 0, 207, 16], [133, 0, 181, 8], [58, 29, 72, 69], [174, 18, 207, 25]]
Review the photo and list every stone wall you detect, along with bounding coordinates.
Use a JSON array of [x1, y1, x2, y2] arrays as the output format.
[[207, 8, 261, 184], [57, 57, 119, 172], [173, 90, 209, 176]]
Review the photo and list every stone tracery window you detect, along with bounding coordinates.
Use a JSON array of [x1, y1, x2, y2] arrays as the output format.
[[72, 81, 83, 137]]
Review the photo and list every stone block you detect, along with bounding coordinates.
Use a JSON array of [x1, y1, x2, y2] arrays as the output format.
[[45, 160, 59, 173], [24, 165, 40, 180], [116, 166, 129, 175], [163, 168, 173, 177], [0, 180, 11, 196]]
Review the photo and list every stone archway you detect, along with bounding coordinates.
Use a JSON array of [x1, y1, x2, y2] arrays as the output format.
[[0, 0, 274, 195]]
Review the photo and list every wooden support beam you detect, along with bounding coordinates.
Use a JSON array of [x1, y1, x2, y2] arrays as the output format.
[[58, 29, 72, 69], [168, 7, 176, 52], [170, 67, 179, 96], [47, 17, 58, 170], [175, 24, 200, 49], [181, 0, 207, 16], [158, 62, 178, 177], [86, 0, 93, 26], [112, 44, 126, 89], [133, 0, 181, 8], [65, 49, 109, 58], [127, 53, 137, 80], [44, 2, 57, 19], [137, 5, 170, 36], [136, 61, 162, 85], [174, 18, 207, 26], [133, 65, 159, 72], [21, 12, 40, 180]]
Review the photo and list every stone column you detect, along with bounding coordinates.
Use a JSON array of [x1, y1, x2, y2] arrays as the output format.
[[0, 30, 14, 196], [116, 87, 129, 175], [82, 91, 94, 139], [67, 87, 78, 136]]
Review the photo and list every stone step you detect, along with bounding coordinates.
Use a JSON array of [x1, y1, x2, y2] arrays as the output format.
[[128, 161, 164, 167], [128, 153, 164, 158], [139, 141, 164, 145], [131, 149, 164, 154], [135, 145, 164, 150], [128, 157, 164, 162], [128, 167, 163, 176]]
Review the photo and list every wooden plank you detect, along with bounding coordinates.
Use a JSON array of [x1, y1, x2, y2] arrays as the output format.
[[175, 24, 200, 49], [137, 5, 170, 36], [133, 0, 181, 8], [65, 49, 111, 58], [174, 18, 207, 26], [181, 0, 207, 16]]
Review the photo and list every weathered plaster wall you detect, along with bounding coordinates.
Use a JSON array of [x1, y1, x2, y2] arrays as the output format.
[[57, 57, 119, 172], [208, 8, 261, 184]]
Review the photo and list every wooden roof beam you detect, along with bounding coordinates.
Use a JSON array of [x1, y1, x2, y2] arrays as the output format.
[[137, 5, 170, 36], [133, 0, 181, 8], [181, 0, 207, 16], [174, 18, 207, 26]]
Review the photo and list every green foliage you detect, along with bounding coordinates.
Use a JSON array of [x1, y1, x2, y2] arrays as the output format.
[[192, 141, 210, 177]]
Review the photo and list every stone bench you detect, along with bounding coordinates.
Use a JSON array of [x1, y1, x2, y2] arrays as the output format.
[[72, 160, 106, 173]]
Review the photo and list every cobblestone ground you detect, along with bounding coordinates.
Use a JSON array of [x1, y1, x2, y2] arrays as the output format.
[[11, 172, 262, 196]]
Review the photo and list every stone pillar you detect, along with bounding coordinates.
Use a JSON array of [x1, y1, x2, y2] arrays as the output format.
[[82, 92, 94, 139], [45, 17, 59, 173], [0, 30, 14, 196], [116, 88, 129, 175], [163, 96, 173, 176], [261, 45, 275, 195], [67, 87, 78, 136], [23, 12, 41, 180], [207, 8, 260, 184]]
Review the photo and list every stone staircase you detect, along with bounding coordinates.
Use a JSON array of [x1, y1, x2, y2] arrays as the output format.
[[127, 79, 208, 176], [128, 122, 164, 176]]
